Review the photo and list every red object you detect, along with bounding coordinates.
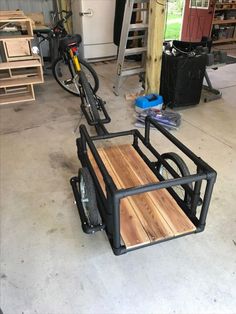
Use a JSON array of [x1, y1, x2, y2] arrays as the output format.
[[71, 47, 78, 53], [181, 0, 215, 42]]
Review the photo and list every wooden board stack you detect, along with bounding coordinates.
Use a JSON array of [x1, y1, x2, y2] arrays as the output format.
[[0, 10, 44, 105]]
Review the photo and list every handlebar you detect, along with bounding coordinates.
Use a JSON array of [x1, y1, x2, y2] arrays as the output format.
[[53, 10, 72, 27], [52, 10, 72, 34], [63, 10, 72, 21]]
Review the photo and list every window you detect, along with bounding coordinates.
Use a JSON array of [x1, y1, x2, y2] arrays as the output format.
[[190, 0, 209, 9]]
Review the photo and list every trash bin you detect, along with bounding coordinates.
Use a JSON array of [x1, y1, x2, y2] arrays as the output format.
[[160, 51, 207, 108]]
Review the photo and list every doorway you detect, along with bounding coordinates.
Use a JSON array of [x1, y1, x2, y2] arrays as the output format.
[[181, 0, 215, 42], [165, 0, 184, 40]]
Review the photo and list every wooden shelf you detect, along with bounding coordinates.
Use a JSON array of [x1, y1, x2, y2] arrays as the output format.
[[0, 76, 43, 88], [0, 92, 34, 105], [0, 35, 33, 41], [215, 7, 236, 11], [0, 59, 41, 70], [0, 18, 32, 23], [213, 37, 236, 44], [0, 11, 33, 37], [0, 11, 43, 106], [213, 19, 236, 25], [212, 2, 236, 46], [0, 11, 25, 19], [0, 58, 43, 88], [0, 39, 34, 61], [0, 84, 35, 105], [89, 144, 196, 249]]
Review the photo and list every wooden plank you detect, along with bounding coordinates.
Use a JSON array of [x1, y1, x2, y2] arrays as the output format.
[[0, 59, 41, 70], [88, 143, 195, 249], [4, 39, 31, 58], [26, 12, 45, 28], [1, 39, 36, 62], [213, 19, 236, 25], [0, 35, 33, 41], [0, 14, 33, 37], [215, 7, 236, 11], [0, 58, 43, 86], [88, 150, 150, 248], [213, 38, 236, 44], [125, 90, 145, 101], [117, 145, 196, 235], [100, 146, 174, 241], [145, 0, 166, 94], [0, 76, 43, 88], [0, 18, 31, 22], [0, 11, 25, 19], [26, 19, 33, 37]]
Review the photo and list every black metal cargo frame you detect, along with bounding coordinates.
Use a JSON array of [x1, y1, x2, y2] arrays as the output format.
[[71, 117, 217, 255]]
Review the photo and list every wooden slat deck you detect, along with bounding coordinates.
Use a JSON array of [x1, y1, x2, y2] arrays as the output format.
[[88, 149, 150, 248], [88, 144, 196, 249]]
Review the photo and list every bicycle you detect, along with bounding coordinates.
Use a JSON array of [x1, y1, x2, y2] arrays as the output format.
[[52, 40, 99, 97], [35, 10, 99, 97], [54, 34, 110, 133], [35, 10, 71, 62]]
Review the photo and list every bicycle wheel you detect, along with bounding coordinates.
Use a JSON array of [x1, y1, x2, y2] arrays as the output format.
[[157, 152, 193, 207], [79, 167, 102, 226], [79, 70, 100, 122], [52, 57, 99, 96]]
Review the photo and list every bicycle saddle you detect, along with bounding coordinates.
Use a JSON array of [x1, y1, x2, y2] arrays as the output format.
[[59, 34, 82, 51]]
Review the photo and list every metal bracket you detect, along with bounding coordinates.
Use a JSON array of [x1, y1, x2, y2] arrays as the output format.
[[79, 9, 93, 17]]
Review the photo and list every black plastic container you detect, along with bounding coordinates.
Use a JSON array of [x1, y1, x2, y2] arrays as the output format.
[[160, 52, 207, 108]]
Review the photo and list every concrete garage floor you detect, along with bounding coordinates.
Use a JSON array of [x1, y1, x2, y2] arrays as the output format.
[[0, 61, 236, 314]]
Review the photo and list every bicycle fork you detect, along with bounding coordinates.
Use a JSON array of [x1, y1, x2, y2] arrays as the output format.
[[69, 48, 111, 135]]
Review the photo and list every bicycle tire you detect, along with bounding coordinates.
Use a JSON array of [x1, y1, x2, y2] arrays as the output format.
[[157, 152, 193, 207], [79, 70, 100, 122], [52, 57, 99, 96], [78, 167, 102, 226]]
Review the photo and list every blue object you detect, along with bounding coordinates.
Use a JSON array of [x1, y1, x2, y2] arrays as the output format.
[[135, 94, 163, 110]]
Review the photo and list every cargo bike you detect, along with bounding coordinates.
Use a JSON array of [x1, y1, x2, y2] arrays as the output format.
[[53, 32, 217, 256]]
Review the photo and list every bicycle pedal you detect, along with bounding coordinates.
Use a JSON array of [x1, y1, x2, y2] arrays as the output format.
[[64, 79, 74, 85]]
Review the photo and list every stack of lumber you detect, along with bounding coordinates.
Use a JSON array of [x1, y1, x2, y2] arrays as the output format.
[[0, 10, 44, 105]]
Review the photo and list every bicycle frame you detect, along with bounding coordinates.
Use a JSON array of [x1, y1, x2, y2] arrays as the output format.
[[61, 46, 81, 94], [62, 44, 111, 134], [69, 47, 81, 72], [35, 10, 72, 62]]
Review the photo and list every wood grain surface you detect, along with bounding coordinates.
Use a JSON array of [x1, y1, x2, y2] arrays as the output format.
[[117, 145, 196, 235], [88, 144, 196, 249], [88, 149, 150, 248]]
